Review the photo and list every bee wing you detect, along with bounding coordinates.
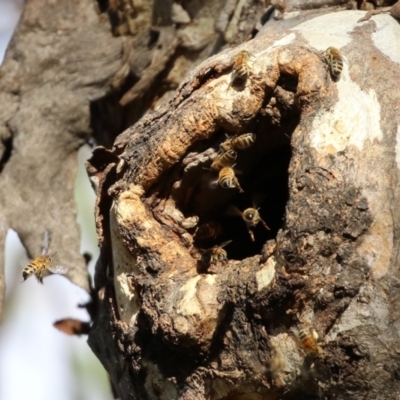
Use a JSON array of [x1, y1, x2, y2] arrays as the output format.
[[219, 240, 233, 249], [208, 177, 219, 189], [48, 265, 69, 275], [224, 204, 242, 217], [41, 229, 51, 255], [252, 192, 268, 208]]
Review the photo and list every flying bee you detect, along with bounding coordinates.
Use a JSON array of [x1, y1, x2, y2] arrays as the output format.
[[226, 205, 270, 241], [22, 253, 68, 283], [194, 222, 222, 241], [243, 208, 271, 241], [220, 133, 256, 152], [210, 149, 237, 171], [322, 47, 344, 81], [218, 167, 243, 192], [228, 50, 252, 90], [200, 240, 232, 267], [298, 328, 324, 357]]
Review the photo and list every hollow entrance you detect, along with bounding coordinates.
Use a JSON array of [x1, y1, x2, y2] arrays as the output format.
[[166, 74, 300, 263]]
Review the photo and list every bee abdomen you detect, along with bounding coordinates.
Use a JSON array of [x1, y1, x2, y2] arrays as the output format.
[[218, 168, 243, 192], [298, 329, 308, 341], [22, 264, 37, 280], [322, 47, 344, 80], [236, 66, 248, 78], [195, 222, 222, 240], [211, 149, 237, 171], [330, 58, 343, 77], [232, 133, 256, 149]]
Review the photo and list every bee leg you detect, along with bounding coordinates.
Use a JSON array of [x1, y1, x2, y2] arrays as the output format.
[[248, 228, 255, 242], [260, 218, 271, 231], [234, 178, 244, 193], [220, 255, 228, 263], [36, 272, 44, 284]]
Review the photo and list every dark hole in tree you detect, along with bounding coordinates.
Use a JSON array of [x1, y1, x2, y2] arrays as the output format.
[[148, 29, 160, 49], [96, 0, 108, 13], [165, 74, 300, 263]]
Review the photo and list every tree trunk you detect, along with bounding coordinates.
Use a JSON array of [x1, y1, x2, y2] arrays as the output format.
[[2, 0, 400, 399], [1, 0, 259, 317], [0, 0, 126, 317], [87, 9, 400, 400]]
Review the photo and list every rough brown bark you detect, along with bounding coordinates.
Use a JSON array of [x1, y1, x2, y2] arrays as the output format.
[[0, 0, 125, 319], [3, 1, 400, 400], [87, 10, 400, 400], [1, 0, 262, 318]]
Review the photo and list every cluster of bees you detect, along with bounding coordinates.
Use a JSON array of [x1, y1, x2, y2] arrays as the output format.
[[192, 130, 272, 269], [191, 45, 343, 270]]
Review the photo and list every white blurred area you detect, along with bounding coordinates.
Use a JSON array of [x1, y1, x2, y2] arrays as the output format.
[[0, 2, 112, 398]]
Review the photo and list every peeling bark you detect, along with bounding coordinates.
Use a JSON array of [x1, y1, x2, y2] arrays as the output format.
[[0, 0, 125, 313], [88, 11, 400, 400]]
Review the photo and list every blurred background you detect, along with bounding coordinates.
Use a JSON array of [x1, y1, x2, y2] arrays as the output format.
[[0, 1, 111, 399]]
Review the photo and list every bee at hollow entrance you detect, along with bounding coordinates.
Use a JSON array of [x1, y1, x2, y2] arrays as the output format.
[[227, 50, 254, 92], [192, 240, 232, 274]]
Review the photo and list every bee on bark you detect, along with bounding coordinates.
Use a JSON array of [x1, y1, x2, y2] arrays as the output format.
[[218, 167, 243, 192], [210, 149, 237, 171], [298, 328, 324, 357], [200, 240, 232, 266], [219, 133, 256, 152], [194, 222, 222, 241], [228, 50, 252, 90], [22, 253, 68, 283], [322, 47, 344, 81]]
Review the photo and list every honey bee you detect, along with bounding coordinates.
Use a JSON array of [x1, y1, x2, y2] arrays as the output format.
[[322, 47, 344, 81], [210, 149, 237, 171], [242, 208, 270, 241], [22, 253, 68, 283], [298, 328, 323, 357], [225, 205, 270, 241], [200, 240, 232, 266], [218, 167, 243, 192], [228, 50, 252, 90], [194, 222, 222, 241], [219, 133, 256, 152]]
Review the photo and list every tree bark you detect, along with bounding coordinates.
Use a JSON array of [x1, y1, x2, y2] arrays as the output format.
[[1, 0, 257, 318], [87, 10, 400, 400], [0, 0, 126, 319], [2, 0, 400, 399]]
